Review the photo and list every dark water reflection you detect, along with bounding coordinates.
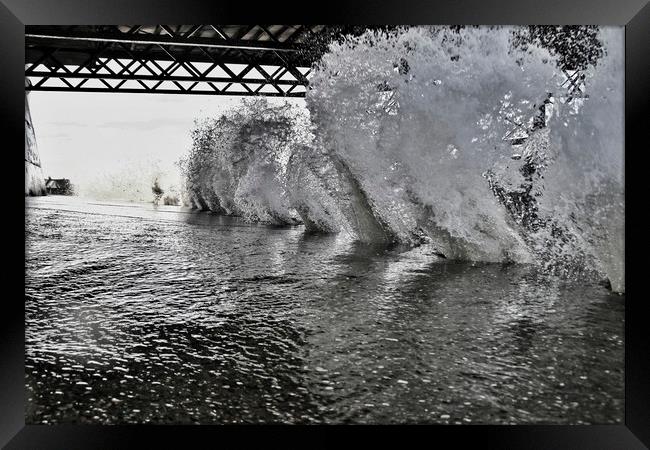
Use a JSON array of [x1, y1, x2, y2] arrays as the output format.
[[25, 196, 624, 424]]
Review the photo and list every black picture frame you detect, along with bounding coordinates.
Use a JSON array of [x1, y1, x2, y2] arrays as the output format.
[[2, 0, 648, 447]]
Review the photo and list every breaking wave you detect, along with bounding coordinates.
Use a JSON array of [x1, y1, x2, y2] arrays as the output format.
[[179, 99, 307, 224], [180, 26, 624, 292]]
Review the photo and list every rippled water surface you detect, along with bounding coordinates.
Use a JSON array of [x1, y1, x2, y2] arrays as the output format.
[[25, 196, 624, 424]]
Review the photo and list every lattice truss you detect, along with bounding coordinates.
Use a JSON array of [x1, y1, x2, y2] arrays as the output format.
[[25, 25, 329, 96], [501, 68, 588, 146]]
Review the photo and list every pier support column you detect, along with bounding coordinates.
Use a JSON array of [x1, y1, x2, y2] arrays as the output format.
[[25, 79, 46, 196]]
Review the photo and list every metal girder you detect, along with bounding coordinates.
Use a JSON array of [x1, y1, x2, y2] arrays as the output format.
[[24, 25, 331, 97], [25, 53, 309, 96], [25, 30, 308, 53]]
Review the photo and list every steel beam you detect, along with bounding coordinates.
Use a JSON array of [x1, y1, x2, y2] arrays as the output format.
[[25, 31, 307, 53], [24, 86, 306, 97]]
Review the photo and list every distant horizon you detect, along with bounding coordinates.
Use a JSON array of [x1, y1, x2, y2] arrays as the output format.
[[29, 91, 306, 200]]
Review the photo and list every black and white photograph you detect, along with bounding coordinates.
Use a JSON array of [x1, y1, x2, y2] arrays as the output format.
[[23, 23, 627, 427]]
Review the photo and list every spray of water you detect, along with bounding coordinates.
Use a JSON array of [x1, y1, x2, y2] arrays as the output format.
[[538, 28, 624, 292], [179, 98, 310, 224], [76, 159, 181, 204], [181, 26, 624, 292]]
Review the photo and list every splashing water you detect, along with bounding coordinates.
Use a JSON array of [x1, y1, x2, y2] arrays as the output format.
[[538, 28, 624, 292], [303, 27, 562, 259], [179, 98, 309, 225], [181, 26, 624, 292], [76, 159, 181, 205]]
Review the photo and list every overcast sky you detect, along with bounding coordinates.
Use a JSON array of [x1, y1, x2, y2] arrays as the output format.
[[29, 91, 305, 200]]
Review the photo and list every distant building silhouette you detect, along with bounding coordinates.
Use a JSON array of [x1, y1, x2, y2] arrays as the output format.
[[45, 177, 73, 195]]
